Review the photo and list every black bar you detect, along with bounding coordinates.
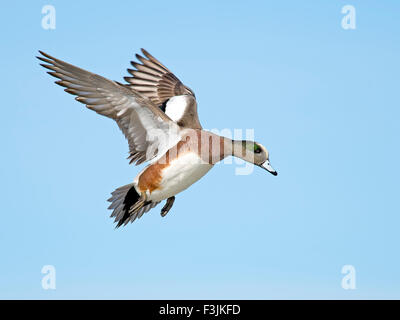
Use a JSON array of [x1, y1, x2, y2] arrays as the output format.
[[1, 300, 398, 318]]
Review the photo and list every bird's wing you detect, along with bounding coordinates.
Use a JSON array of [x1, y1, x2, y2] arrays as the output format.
[[37, 51, 182, 165], [124, 49, 202, 129]]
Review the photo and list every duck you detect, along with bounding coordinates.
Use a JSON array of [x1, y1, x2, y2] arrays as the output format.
[[37, 49, 277, 228]]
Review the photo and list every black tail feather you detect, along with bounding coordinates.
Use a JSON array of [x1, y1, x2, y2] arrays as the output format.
[[108, 183, 159, 228], [119, 186, 141, 227]]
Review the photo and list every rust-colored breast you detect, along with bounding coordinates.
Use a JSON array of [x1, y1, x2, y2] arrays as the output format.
[[137, 162, 168, 193], [137, 129, 225, 194], [137, 141, 181, 194]]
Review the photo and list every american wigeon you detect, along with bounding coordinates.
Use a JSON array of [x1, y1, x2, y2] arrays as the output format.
[[37, 49, 277, 228]]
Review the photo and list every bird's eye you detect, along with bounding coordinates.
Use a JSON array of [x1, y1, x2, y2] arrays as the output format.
[[254, 145, 262, 154]]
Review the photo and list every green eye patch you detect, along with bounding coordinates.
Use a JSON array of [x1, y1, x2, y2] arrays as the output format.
[[242, 141, 261, 153]]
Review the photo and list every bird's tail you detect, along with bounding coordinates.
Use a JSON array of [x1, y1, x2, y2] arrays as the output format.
[[107, 183, 159, 228]]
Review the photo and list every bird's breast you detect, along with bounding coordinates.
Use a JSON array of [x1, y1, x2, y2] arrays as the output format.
[[137, 151, 212, 202]]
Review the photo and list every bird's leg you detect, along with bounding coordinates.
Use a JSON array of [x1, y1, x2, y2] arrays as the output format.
[[161, 196, 175, 217]]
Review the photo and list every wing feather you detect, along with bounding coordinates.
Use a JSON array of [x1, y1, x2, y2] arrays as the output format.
[[37, 51, 182, 165], [124, 49, 202, 129]]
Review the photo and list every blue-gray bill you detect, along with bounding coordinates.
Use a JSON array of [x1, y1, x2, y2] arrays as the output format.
[[260, 160, 278, 176]]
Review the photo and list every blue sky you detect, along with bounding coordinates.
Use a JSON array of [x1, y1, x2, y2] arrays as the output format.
[[1, 0, 399, 299]]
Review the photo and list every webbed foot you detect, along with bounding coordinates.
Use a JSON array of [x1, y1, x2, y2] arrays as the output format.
[[161, 196, 175, 217]]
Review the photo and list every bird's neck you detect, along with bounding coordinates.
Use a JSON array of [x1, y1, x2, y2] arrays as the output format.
[[222, 138, 255, 164]]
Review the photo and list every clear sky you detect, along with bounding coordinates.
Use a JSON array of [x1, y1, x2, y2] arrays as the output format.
[[1, 0, 399, 299]]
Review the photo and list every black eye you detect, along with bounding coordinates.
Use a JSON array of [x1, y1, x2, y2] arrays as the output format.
[[254, 147, 262, 154]]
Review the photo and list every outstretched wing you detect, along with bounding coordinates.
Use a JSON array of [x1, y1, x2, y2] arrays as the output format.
[[124, 49, 202, 129], [37, 51, 182, 165]]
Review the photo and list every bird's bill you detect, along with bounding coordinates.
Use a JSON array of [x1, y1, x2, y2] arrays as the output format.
[[260, 160, 278, 176]]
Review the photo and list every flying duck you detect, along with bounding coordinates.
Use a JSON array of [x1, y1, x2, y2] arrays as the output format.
[[37, 49, 277, 228]]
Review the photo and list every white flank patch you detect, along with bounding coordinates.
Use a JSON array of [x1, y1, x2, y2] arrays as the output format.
[[165, 95, 188, 122], [148, 152, 213, 202]]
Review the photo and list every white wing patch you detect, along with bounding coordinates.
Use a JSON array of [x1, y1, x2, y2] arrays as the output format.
[[165, 95, 189, 122]]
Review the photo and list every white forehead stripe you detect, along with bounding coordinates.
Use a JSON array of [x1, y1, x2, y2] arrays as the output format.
[[165, 95, 188, 122]]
